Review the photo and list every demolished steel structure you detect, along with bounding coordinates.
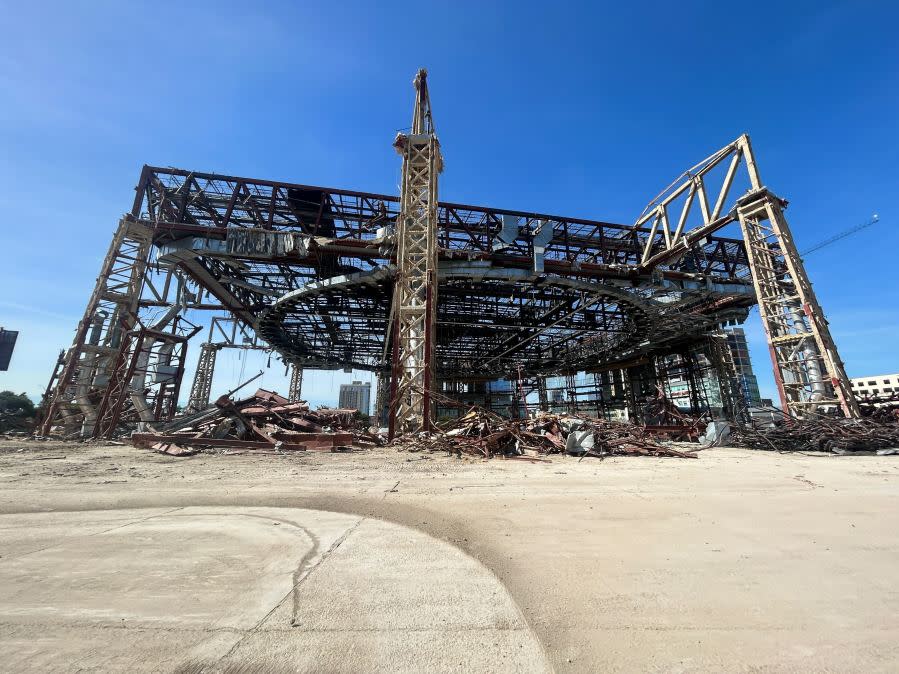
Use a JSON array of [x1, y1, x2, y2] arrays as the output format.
[[38, 69, 859, 438]]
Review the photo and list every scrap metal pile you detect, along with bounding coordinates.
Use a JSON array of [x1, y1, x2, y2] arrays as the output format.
[[732, 417, 899, 455], [120, 382, 899, 460], [0, 410, 34, 435], [129, 388, 379, 456], [858, 392, 899, 423], [391, 408, 698, 460]]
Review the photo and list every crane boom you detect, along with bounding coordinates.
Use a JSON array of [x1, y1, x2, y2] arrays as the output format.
[[801, 214, 880, 256]]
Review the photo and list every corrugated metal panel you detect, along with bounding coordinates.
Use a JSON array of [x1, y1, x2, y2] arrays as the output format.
[[225, 229, 310, 257]]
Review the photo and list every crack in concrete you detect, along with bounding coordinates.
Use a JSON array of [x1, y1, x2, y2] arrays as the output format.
[[0, 506, 186, 562], [211, 516, 366, 668]]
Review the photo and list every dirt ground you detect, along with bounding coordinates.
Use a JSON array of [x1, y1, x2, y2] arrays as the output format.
[[0, 437, 897, 672]]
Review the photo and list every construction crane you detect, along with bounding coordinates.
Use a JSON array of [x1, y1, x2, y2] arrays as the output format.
[[801, 214, 881, 256]]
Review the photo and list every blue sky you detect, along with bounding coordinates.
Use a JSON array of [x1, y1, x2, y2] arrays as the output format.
[[1, 0, 897, 407]]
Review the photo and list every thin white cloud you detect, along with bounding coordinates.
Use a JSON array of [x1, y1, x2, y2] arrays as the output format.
[[0, 301, 77, 322]]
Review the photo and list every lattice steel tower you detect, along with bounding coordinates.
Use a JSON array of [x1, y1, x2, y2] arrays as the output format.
[[633, 134, 858, 418], [389, 69, 443, 435]]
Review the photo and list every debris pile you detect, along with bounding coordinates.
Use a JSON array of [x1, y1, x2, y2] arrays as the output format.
[[0, 411, 34, 436], [638, 388, 707, 441], [732, 417, 899, 455], [0, 391, 36, 436], [858, 392, 899, 423], [130, 388, 378, 456], [391, 408, 698, 460]]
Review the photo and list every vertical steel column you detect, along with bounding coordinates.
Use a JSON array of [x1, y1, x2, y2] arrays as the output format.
[[187, 343, 220, 412], [597, 371, 613, 421], [682, 350, 703, 416], [735, 138, 858, 418], [623, 367, 639, 423], [39, 218, 153, 436], [375, 373, 390, 427], [565, 373, 578, 415], [536, 376, 549, 412], [390, 69, 443, 435], [287, 363, 303, 403]]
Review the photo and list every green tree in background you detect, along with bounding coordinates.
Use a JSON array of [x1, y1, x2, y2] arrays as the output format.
[[0, 391, 35, 417]]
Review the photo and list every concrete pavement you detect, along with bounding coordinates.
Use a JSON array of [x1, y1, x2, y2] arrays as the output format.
[[0, 506, 547, 672]]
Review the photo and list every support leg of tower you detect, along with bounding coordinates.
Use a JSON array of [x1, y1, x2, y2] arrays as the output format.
[[187, 343, 220, 413], [39, 218, 153, 437], [736, 190, 859, 418], [287, 363, 304, 403]]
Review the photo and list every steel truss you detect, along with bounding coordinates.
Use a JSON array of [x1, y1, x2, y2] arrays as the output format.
[[186, 343, 219, 413], [185, 316, 278, 413], [40, 220, 233, 437], [632, 134, 857, 417], [287, 364, 303, 403], [390, 69, 442, 435], [736, 192, 858, 416], [93, 325, 196, 438], [39, 73, 858, 437], [40, 218, 153, 436]]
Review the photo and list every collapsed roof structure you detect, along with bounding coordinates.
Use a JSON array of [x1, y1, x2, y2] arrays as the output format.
[[38, 69, 859, 439]]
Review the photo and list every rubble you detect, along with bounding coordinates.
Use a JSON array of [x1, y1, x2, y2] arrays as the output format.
[[130, 388, 379, 456], [731, 417, 899, 455], [390, 406, 698, 460], [123, 384, 899, 461], [858, 392, 899, 423], [0, 391, 36, 435]]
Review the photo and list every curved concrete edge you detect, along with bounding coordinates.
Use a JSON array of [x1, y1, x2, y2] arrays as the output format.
[[0, 506, 551, 673]]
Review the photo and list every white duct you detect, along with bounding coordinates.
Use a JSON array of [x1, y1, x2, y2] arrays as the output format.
[[789, 304, 827, 402], [128, 301, 185, 422]]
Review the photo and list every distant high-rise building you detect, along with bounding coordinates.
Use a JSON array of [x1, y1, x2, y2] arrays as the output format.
[[665, 329, 762, 412], [338, 380, 371, 415], [848, 373, 899, 398], [726, 328, 762, 406]]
